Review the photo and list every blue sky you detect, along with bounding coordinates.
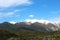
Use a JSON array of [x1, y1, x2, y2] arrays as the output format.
[[0, 0, 60, 22]]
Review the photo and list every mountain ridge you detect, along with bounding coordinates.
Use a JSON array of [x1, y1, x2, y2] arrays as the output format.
[[0, 19, 60, 32]]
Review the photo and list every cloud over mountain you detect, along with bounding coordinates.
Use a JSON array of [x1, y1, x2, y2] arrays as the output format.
[[24, 19, 52, 24]]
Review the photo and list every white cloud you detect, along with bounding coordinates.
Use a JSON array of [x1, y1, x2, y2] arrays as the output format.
[[9, 22, 16, 24], [0, 0, 32, 8], [6, 12, 15, 16], [0, 9, 20, 18], [29, 14, 34, 18], [0, 12, 13, 18], [14, 10, 20, 12], [24, 19, 51, 24]]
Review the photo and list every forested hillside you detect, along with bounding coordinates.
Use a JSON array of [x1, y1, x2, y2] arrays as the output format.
[[0, 22, 60, 40]]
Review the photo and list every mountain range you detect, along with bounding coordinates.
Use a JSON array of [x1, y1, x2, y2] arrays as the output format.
[[0, 19, 60, 32]]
